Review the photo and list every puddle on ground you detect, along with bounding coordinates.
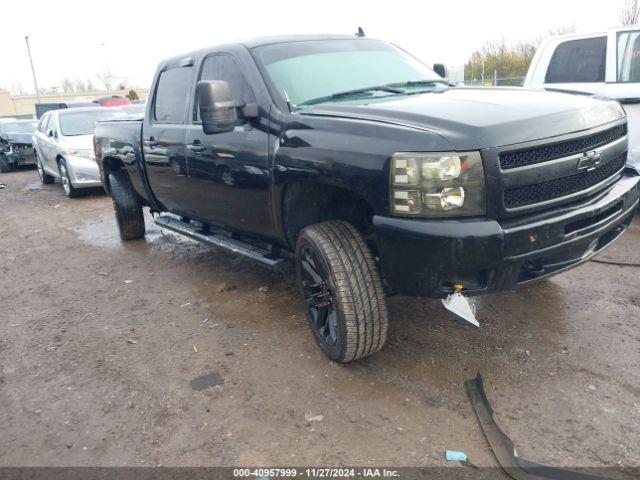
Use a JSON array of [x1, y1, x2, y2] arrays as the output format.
[[72, 211, 199, 252], [24, 181, 46, 191]]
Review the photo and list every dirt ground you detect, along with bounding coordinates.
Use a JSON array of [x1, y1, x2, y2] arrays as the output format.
[[1, 168, 639, 474]]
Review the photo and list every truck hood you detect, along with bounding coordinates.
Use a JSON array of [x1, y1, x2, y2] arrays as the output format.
[[297, 87, 626, 150], [0, 132, 33, 146]]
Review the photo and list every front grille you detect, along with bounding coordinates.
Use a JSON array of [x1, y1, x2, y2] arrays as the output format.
[[504, 153, 626, 209], [499, 124, 627, 170]]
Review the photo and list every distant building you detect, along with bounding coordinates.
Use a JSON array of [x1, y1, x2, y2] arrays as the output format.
[[0, 89, 150, 118]]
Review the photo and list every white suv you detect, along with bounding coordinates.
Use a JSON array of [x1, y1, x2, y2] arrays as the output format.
[[524, 26, 640, 169], [32, 107, 124, 197]]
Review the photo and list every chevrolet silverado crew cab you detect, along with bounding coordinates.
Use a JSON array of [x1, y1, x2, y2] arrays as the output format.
[[94, 35, 639, 363]]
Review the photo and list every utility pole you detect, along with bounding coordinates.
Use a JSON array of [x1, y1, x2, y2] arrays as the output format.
[[25, 35, 41, 103]]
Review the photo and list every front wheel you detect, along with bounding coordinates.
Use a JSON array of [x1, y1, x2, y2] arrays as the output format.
[[109, 170, 145, 241], [296, 221, 389, 363], [0, 156, 11, 173]]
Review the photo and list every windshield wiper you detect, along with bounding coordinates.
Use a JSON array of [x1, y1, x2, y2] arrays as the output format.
[[297, 85, 406, 107], [387, 79, 450, 88]]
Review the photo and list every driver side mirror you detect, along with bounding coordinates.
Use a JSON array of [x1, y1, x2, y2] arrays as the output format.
[[47, 129, 54, 138], [197, 80, 238, 134], [433, 63, 447, 79]]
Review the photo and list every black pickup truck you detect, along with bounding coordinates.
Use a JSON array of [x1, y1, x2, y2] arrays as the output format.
[[94, 34, 639, 363]]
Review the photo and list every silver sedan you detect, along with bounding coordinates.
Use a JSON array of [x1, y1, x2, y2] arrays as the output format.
[[32, 107, 125, 197]]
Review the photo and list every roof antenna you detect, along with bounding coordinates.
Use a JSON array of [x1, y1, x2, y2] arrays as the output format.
[[355, 27, 365, 37]]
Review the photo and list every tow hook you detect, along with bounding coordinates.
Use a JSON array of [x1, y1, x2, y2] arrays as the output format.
[[442, 284, 479, 328]]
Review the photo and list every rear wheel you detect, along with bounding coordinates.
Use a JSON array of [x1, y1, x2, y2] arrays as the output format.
[[109, 170, 145, 241], [0, 156, 11, 173], [296, 221, 389, 363], [35, 152, 54, 184], [58, 159, 80, 198]]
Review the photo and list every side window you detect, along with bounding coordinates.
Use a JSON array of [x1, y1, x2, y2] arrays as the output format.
[[39, 115, 50, 133], [154, 65, 193, 123], [617, 30, 640, 82], [196, 54, 255, 120], [545, 37, 607, 83]]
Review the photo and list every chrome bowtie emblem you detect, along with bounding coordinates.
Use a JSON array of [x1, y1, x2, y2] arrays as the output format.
[[577, 150, 602, 171]]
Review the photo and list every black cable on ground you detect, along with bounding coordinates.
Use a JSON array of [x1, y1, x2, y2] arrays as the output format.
[[590, 258, 640, 267]]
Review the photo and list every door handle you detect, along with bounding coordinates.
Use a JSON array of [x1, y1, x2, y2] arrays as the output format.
[[144, 138, 158, 148], [186, 143, 206, 153]]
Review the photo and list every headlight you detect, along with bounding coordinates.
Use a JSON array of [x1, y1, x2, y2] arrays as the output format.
[[64, 148, 95, 160], [390, 151, 485, 217]]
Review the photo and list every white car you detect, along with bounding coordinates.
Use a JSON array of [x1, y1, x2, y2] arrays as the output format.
[[524, 26, 640, 171], [32, 107, 124, 197]]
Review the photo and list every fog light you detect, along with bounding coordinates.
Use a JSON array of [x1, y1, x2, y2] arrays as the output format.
[[426, 187, 465, 210], [392, 189, 422, 214]]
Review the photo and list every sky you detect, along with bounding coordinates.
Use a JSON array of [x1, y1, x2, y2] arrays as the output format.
[[0, 0, 624, 94]]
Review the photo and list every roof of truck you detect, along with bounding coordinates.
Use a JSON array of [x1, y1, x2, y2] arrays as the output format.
[[159, 34, 375, 68], [239, 34, 364, 48]]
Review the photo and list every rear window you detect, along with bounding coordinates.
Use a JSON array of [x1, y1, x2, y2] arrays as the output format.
[[545, 37, 607, 83], [154, 66, 193, 123]]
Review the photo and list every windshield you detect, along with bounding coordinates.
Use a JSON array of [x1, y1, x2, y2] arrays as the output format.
[[254, 39, 443, 108], [59, 110, 122, 136], [0, 122, 37, 134], [617, 30, 640, 82]]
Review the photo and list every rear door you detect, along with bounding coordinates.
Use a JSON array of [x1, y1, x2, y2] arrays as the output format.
[[183, 52, 273, 236], [34, 114, 52, 168], [143, 60, 194, 213]]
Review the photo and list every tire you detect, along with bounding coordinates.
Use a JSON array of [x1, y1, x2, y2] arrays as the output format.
[[296, 220, 389, 363], [109, 170, 145, 241], [35, 152, 54, 184], [58, 158, 80, 198], [0, 156, 11, 173]]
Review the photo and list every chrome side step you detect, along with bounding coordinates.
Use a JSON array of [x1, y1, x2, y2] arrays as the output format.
[[154, 215, 292, 273]]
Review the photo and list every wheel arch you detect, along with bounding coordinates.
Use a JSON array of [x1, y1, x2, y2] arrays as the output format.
[[280, 179, 376, 249]]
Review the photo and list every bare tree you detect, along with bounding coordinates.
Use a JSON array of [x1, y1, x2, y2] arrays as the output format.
[[97, 68, 115, 91], [85, 78, 95, 92], [61, 77, 74, 93], [74, 79, 87, 92], [620, 0, 640, 26]]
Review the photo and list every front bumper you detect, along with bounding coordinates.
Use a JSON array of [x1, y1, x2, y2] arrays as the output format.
[[374, 172, 639, 297], [5, 147, 35, 166], [66, 155, 102, 188]]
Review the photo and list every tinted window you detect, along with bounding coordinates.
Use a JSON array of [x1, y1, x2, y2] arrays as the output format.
[[154, 66, 193, 123], [545, 37, 607, 83], [617, 30, 640, 82], [201, 55, 255, 102]]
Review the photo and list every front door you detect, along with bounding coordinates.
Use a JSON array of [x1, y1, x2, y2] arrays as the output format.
[[184, 53, 273, 237], [143, 62, 194, 213]]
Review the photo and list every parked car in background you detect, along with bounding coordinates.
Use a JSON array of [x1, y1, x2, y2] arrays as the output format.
[[32, 107, 125, 197], [93, 96, 130, 107], [35, 102, 96, 119], [0, 120, 38, 172], [525, 26, 640, 170], [95, 35, 638, 363]]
